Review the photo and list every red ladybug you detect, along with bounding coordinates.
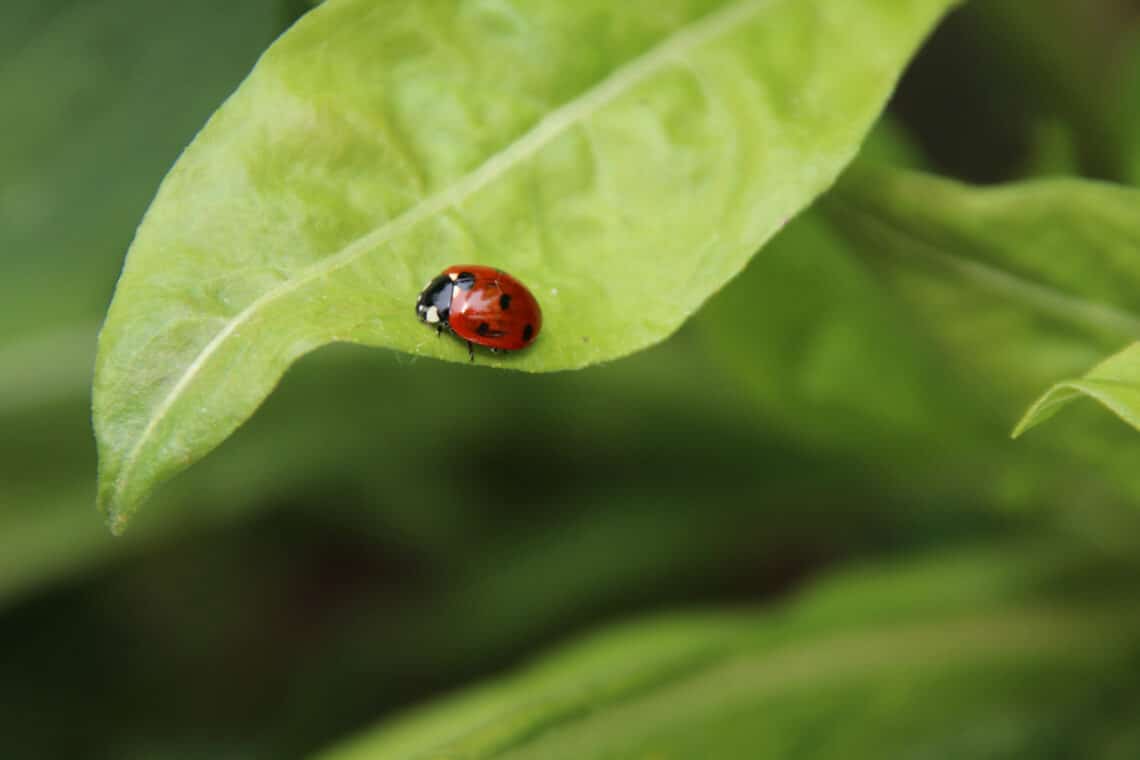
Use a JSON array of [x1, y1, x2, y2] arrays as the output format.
[[416, 265, 542, 360]]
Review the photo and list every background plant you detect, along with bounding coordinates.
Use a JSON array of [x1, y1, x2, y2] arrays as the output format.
[[4, 0, 1140, 757]]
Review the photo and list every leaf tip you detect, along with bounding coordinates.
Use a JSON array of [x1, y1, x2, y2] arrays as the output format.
[[1009, 386, 1074, 442], [107, 510, 131, 537], [96, 477, 133, 536], [1009, 410, 1039, 440]]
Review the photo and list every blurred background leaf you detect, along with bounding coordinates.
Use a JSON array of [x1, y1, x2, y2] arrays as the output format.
[[822, 165, 1140, 509], [319, 540, 1140, 759], [698, 160, 1140, 525], [0, 0, 288, 345]]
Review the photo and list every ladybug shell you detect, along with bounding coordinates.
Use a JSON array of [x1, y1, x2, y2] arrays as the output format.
[[439, 265, 542, 351]]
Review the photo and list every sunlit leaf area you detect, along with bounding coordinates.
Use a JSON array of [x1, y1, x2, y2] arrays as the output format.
[[5, 1, 1140, 757]]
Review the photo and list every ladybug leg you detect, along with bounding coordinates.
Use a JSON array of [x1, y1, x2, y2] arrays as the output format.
[[489, 347, 500, 354], [436, 324, 442, 337], [467, 341, 475, 362]]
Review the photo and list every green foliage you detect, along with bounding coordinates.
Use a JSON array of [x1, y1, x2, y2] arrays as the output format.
[[0, 0, 287, 604], [1015, 343, 1140, 436], [92, 0, 957, 530], [0, 0, 284, 345], [824, 165, 1140, 456], [700, 161, 1140, 518], [5, 0, 1140, 757], [318, 542, 1140, 759]]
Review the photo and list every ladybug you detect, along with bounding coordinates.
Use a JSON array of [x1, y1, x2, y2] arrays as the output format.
[[416, 265, 542, 361]]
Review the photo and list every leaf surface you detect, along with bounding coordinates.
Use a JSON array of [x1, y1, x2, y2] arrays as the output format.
[[826, 164, 1140, 442], [698, 156, 1140, 516], [1014, 342, 1140, 436], [315, 542, 1140, 759], [93, 0, 956, 529]]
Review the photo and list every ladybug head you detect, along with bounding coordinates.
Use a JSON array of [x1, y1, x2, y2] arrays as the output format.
[[415, 274, 453, 326]]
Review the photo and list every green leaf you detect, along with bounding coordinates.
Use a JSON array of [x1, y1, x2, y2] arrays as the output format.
[[0, 0, 296, 596], [1013, 342, 1140, 437], [93, 0, 957, 530], [315, 542, 1140, 759], [699, 157, 1140, 516], [825, 164, 1140, 426], [0, 0, 285, 344], [830, 164, 1140, 346]]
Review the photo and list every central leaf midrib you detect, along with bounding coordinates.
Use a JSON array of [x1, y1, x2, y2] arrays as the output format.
[[105, 0, 776, 520]]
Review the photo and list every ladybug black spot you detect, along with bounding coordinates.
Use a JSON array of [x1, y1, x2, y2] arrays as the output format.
[[476, 322, 491, 337], [523, 324, 534, 342], [499, 293, 512, 310]]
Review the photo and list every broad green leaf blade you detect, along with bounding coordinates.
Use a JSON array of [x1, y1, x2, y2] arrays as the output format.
[[94, 0, 956, 530], [825, 164, 1140, 427], [315, 542, 1140, 759], [1013, 342, 1140, 437], [699, 150, 1140, 513], [830, 165, 1140, 346], [697, 205, 1140, 524]]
